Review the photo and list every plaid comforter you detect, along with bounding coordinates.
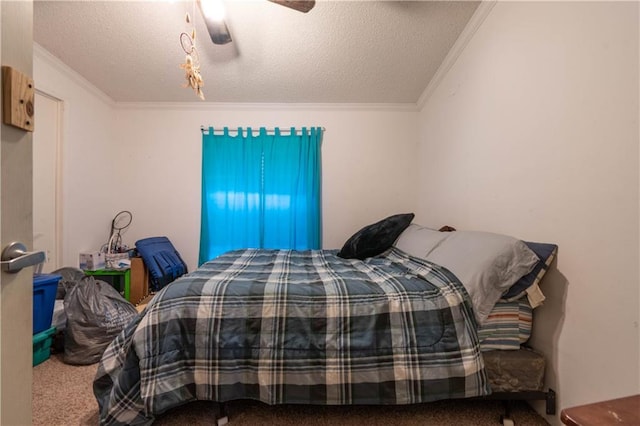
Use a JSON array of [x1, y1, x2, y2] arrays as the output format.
[[94, 248, 490, 425]]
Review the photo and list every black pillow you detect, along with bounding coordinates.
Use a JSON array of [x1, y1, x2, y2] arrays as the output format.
[[338, 213, 415, 260]]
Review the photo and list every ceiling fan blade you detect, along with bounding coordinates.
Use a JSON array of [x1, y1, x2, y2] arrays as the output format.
[[203, 18, 232, 45], [268, 0, 315, 13], [197, 0, 232, 45]]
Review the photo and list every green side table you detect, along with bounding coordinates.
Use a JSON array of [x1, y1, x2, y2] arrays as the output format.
[[84, 268, 131, 301]]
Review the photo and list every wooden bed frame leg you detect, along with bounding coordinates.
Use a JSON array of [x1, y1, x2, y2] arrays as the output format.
[[216, 402, 229, 426]]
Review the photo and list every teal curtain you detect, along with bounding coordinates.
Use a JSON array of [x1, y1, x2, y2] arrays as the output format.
[[199, 126, 322, 264]]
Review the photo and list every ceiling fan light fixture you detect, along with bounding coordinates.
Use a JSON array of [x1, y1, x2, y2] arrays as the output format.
[[200, 0, 226, 22], [196, 0, 315, 47], [197, 0, 232, 44]]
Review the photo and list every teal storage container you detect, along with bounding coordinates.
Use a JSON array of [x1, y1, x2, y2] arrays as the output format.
[[33, 274, 61, 334], [33, 326, 56, 366]]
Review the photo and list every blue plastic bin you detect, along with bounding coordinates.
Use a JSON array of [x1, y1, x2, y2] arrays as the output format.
[[33, 274, 61, 335]]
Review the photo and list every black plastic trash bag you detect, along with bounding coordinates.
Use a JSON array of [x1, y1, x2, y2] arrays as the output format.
[[63, 276, 138, 365], [52, 267, 86, 300]]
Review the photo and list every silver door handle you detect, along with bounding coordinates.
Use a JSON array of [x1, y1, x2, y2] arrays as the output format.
[[1, 242, 45, 273]]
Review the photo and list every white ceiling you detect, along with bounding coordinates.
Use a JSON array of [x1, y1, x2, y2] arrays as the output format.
[[34, 0, 480, 104]]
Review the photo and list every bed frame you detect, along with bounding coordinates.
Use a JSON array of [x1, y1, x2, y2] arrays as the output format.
[[489, 389, 556, 426], [483, 346, 556, 425], [211, 346, 557, 426]]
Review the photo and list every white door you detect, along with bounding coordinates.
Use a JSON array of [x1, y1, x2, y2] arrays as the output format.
[[0, 1, 35, 424], [33, 91, 62, 273]]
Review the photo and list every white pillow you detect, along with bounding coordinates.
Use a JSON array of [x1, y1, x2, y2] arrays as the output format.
[[424, 231, 539, 325], [394, 224, 449, 258]]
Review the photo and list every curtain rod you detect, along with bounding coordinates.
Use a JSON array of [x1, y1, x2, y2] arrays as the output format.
[[200, 126, 324, 135]]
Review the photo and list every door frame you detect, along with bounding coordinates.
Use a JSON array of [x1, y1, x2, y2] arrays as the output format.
[[34, 89, 64, 272]]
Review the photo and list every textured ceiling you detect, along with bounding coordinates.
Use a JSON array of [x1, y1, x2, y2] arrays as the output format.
[[34, 0, 480, 103]]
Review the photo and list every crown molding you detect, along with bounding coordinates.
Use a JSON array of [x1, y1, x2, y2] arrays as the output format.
[[33, 43, 116, 108], [416, 0, 497, 110], [114, 101, 420, 112]]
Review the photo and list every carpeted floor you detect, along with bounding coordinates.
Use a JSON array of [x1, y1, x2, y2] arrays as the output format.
[[33, 353, 550, 425]]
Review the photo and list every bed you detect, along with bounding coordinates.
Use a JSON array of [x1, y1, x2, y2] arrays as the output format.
[[93, 214, 557, 426]]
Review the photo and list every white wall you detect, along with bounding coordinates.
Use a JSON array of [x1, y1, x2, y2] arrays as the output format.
[[35, 46, 418, 271], [34, 45, 118, 268], [417, 1, 639, 423], [112, 104, 418, 270]]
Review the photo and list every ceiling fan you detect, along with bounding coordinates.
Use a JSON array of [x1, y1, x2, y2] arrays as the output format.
[[197, 0, 316, 45]]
